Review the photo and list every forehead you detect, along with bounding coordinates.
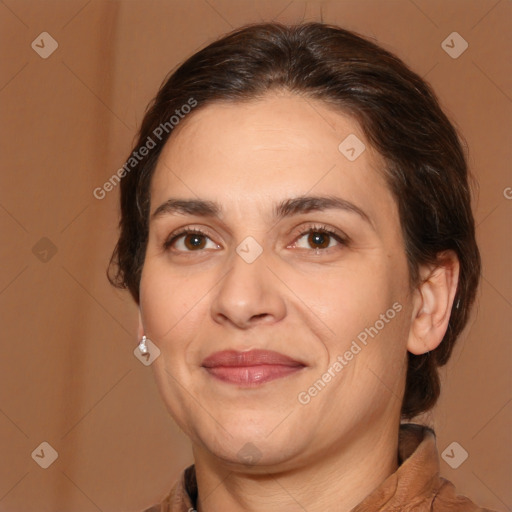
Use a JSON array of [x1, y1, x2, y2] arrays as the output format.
[[150, 93, 392, 217]]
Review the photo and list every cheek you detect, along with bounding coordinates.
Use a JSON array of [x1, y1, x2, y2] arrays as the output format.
[[139, 260, 212, 346], [139, 262, 184, 341], [306, 256, 410, 358], [317, 260, 397, 319], [140, 267, 166, 331]]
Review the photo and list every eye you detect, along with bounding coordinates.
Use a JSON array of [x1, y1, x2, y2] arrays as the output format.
[[163, 228, 220, 252], [163, 224, 348, 254], [291, 224, 348, 251]]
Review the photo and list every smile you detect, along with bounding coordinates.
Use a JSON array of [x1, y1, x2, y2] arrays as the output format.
[[201, 349, 306, 387]]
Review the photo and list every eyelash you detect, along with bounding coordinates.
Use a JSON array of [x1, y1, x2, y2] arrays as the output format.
[[163, 227, 212, 251], [163, 224, 349, 253]]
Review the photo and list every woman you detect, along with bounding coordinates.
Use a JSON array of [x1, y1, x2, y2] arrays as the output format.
[[108, 22, 494, 512]]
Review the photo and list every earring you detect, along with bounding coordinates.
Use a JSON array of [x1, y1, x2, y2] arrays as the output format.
[[138, 335, 149, 355]]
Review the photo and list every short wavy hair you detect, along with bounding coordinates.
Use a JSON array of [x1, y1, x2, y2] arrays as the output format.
[[108, 22, 481, 420]]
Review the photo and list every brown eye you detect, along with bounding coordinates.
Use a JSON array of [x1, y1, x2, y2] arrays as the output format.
[[182, 233, 207, 250], [164, 229, 220, 252], [293, 226, 347, 251], [307, 231, 332, 249]]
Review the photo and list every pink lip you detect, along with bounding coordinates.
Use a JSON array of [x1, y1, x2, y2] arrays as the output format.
[[201, 349, 306, 386]]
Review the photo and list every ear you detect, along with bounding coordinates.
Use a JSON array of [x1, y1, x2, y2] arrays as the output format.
[[407, 250, 460, 355], [137, 308, 145, 341]]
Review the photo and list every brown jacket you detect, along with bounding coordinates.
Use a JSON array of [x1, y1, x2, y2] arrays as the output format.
[[144, 423, 497, 511]]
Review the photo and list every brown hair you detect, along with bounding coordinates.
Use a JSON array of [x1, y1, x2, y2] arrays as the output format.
[[108, 22, 481, 420]]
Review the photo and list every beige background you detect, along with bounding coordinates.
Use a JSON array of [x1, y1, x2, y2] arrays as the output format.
[[0, 0, 510, 511]]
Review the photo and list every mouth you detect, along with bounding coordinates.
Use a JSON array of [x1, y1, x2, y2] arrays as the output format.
[[201, 349, 306, 387]]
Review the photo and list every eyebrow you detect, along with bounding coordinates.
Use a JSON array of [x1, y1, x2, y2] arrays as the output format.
[[151, 195, 373, 227]]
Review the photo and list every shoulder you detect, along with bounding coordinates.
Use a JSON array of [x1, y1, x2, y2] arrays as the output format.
[[141, 464, 197, 512], [431, 476, 498, 512]]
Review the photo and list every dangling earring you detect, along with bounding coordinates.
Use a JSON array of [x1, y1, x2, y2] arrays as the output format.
[[138, 335, 149, 355]]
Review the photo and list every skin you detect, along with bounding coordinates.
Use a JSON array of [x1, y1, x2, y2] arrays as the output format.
[[138, 92, 459, 512]]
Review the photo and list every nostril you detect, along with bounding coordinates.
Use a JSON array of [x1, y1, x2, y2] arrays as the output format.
[[250, 313, 270, 322]]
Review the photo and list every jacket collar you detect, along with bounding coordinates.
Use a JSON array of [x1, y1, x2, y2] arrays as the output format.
[[156, 423, 485, 511]]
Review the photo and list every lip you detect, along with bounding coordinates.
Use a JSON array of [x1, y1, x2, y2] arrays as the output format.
[[201, 349, 306, 387]]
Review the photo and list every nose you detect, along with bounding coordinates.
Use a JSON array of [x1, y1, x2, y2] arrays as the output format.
[[210, 246, 287, 329]]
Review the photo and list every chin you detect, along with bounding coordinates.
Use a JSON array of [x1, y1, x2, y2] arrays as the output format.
[[208, 442, 303, 472], [194, 419, 310, 468]]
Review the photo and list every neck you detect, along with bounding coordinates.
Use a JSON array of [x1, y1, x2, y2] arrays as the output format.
[[192, 419, 400, 512]]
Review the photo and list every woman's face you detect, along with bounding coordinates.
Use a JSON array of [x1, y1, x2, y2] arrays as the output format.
[[140, 93, 414, 470]]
